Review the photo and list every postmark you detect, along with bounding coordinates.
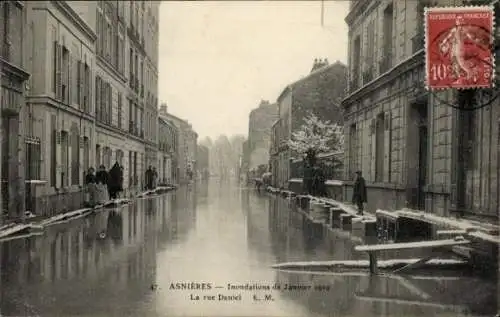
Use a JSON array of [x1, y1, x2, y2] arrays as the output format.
[[425, 6, 495, 90]]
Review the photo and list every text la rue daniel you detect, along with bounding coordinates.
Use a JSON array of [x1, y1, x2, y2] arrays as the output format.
[[169, 282, 327, 302]]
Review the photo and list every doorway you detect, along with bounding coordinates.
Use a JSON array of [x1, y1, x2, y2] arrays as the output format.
[[407, 102, 429, 210], [1, 112, 20, 218]]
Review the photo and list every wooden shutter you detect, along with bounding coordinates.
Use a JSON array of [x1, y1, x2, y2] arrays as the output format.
[[55, 42, 62, 100], [383, 111, 392, 183], [77, 60, 83, 107], [68, 53, 73, 105], [95, 77, 101, 119], [84, 63, 90, 113], [100, 80, 106, 121], [370, 118, 376, 182], [108, 84, 113, 125]]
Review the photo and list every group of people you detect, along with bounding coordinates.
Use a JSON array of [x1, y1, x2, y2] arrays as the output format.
[[85, 162, 124, 207], [145, 166, 159, 190]]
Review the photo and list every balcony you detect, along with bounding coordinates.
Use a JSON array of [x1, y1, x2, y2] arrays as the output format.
[[362, 68, 373, 84], [412, 32, 424, 54], [379, 53, 393, 74]]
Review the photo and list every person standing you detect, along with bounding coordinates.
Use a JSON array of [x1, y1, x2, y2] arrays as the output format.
[[352, 170, 367, 215], [152, 167, 158, 190], [85, 167, 97, 207], [95, 165, 110, 204], [108, 162, 122, 199]]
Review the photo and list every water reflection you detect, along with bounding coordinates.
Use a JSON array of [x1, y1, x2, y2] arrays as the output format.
[[268, 195, 498, 317], [0, 192, 192, 317], [0, 186, 495, 317]]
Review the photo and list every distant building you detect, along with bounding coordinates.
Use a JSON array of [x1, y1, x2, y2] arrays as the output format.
[[157, 117, 178, 184], [246, 100, 278, 175], [273, 59, 347, 188], [196, 145, 209, 179], [159, 104, 198, 184]]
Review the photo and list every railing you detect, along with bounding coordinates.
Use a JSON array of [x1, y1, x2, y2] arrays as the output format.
[[379, 53, 392, 74], [412, 33, 424, 53]]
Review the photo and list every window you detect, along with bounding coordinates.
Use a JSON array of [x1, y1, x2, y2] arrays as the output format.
[[83, 137, 90, 175], [382, 4, 394, 68], [95, 144, 101, 167], [107, 83, 112, 124], [95, 76, 101, 120], [25, 137, 41, 181], [75, 60, 81, 106], [53, 41, 58, 94], [50, 116, 57, 187], [61, 131, 69, 187], [116, 149, 124, 166], [106, 20, 112, 60], [103, 147, 112, 168], [84, 62, 90, 113], [118, 30, 124, 73], [62, 46, 69, 103], [366, 20, 375, 74], [71, 128, 80, 185], [118, 92, 122, 128], [96, 7, 103, 55], [348, 124, 357, 177], [375, 113, 385, 182]]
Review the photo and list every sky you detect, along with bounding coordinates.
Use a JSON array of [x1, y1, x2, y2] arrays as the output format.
[[158, 1, 349, 140]]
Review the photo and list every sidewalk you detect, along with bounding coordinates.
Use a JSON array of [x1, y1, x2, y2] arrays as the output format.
[[0, 186, 176, 241], [266, 186, 499, 245]]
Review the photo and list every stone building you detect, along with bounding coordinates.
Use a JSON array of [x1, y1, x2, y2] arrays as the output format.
[[342, 0, 500, 223], [1, 1, 31, 221], [273, 59, 347, 188], [247, 100, 278, 173], [70, 0, 160, 194], [24, 1, 96, 216], [157, 116, 178, 184], [159, 104, 198, 184]]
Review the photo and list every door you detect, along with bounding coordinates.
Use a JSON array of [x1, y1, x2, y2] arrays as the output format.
[[417, 123, 428, 209]]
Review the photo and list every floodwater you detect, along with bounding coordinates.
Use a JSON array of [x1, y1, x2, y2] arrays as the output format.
[[0, 180, 496, 317]]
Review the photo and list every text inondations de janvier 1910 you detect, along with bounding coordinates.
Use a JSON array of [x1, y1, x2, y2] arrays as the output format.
[[167, 281, 332, 303]]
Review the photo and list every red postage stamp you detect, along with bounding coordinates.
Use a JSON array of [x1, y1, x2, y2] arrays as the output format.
[[425, 6, 495, 90]]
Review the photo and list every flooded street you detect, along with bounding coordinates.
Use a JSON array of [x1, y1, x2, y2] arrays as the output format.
[[0, 180, 496, 317]]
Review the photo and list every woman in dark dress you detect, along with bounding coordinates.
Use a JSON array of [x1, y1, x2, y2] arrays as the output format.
[[108, 162, 123, 199]]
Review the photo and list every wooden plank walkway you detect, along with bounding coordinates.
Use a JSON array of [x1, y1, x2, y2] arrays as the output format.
[[354, 238, 471, 274]]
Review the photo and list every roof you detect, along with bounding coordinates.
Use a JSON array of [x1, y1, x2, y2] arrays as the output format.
[[276, 61, 347, 103]]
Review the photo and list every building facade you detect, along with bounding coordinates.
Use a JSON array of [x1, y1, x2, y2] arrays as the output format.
[[157, 116, 178, 184], [25, 1, 96, 216], [247, 100, 278, 173], [19, 1, 160, 217], [1, 1, 31, 221], [342, 0, 500, 223], [196, 144, 209, 180], [273, 59, 347, 188], [159, 104, 198, 184]]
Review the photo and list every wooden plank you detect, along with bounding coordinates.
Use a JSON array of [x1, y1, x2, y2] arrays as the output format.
[[355, 238, 471, 252]]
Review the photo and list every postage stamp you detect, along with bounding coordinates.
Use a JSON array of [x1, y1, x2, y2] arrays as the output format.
[[425, 6, 495, 90]]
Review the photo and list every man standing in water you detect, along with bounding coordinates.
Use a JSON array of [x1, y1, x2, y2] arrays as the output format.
[[352, 171, 367, 216]]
